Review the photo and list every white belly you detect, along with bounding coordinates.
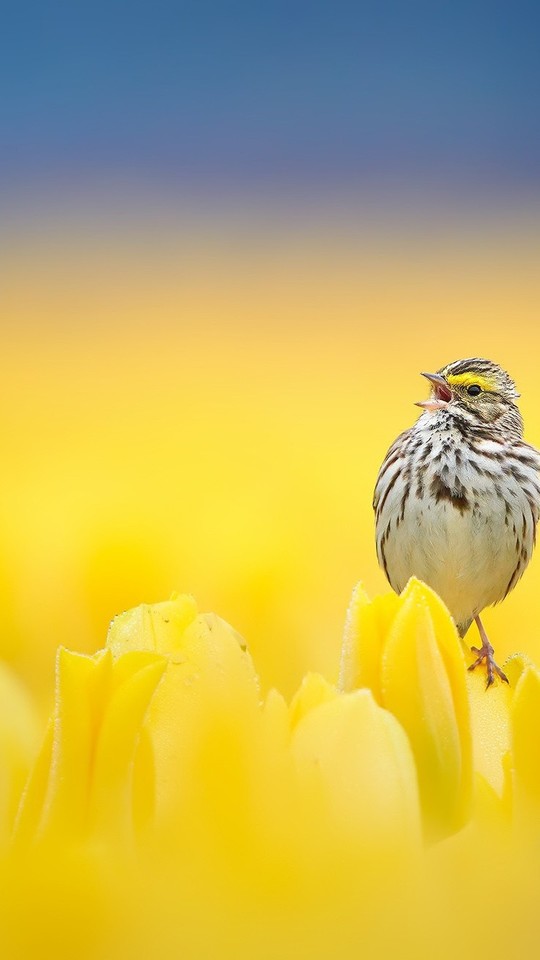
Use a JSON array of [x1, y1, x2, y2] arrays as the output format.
[[374, 418, 539, 632], [381, 493, 520, 629]]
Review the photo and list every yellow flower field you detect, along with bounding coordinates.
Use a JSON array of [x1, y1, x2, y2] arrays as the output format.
[[1, 581, 540, 959]]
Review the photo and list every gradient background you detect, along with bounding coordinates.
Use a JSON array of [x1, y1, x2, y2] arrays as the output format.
[[3, 1, 540, 706]]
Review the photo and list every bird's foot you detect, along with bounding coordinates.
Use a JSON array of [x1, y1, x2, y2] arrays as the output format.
[[468, 640, 509, 688], [467, 614, 508, 688]]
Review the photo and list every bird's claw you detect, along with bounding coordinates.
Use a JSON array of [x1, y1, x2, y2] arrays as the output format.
[[468, 643, 509, 687]]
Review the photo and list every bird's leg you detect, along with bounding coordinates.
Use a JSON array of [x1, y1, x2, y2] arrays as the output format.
[[468, 615, 509, 687]]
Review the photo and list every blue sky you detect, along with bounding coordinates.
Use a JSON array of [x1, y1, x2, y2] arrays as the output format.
[[2, 1, 540, 193]]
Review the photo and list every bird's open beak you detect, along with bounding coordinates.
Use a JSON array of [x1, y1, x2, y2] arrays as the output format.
[[415, 372, 452, 411]]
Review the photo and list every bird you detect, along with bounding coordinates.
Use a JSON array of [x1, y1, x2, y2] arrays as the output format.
[[373, 358, 540, 686]]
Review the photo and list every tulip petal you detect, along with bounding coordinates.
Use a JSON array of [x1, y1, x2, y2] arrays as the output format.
[[40, 648, 113, 839], [466, 668, 511, 799], [291, 689, 421, 851], [106, 595, 199, 659], [86, 653, 167, 840], [15, 647, 166, 844], [511, 663, 540, 818], [339, 583, 400, 697], [289, 672, 338, 728], [0, 661, 39, 844], [381, 579, 472, 839], [110, 601, 261, 820]]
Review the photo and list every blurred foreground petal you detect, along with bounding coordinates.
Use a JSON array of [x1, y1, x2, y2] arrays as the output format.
[[511, 662, 540, 824], [0, 661, 39, 845], [291, 688, 421, 853], [4, 584, 540, 959]]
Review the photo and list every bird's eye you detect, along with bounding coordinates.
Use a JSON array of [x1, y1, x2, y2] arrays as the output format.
[[467, 384, 482, 397]]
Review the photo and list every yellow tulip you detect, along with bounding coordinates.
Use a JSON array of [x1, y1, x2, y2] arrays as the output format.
[[15, 647, 166, 845], [106, 595, 261, 824], [341, 578, 472, 839], [291, 685, 421, 853], [4, 584, 540, 960]]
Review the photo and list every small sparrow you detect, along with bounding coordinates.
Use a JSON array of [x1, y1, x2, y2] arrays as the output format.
[[373, 358, 540, 685]]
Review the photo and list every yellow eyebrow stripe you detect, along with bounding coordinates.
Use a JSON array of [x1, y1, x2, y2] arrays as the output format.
[[446, 372, 496, 392]]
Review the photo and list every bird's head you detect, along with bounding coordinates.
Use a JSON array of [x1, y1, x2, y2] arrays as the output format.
[[416, 358, 522, 429]]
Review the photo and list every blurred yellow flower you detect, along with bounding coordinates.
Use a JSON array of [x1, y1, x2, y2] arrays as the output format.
[[2, 580, 540, 959], [15, 647, 167, 846], [511, 660, 540, 822], [0, 661, 39, 847]]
